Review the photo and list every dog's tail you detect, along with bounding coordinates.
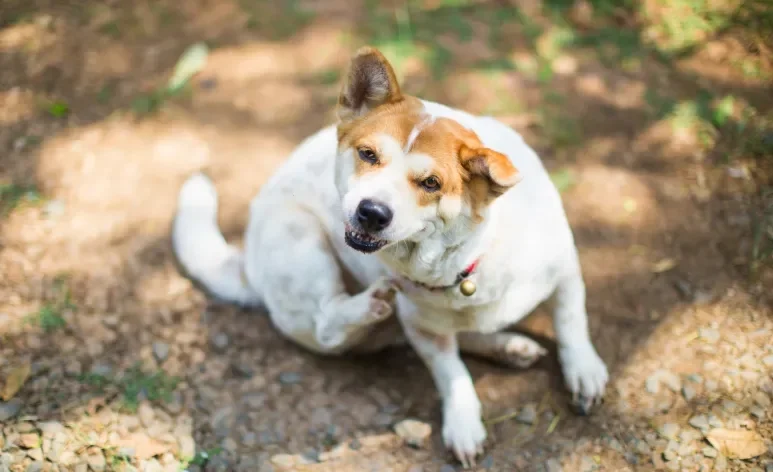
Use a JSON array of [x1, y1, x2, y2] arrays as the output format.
[[172, 172, 262, 306]]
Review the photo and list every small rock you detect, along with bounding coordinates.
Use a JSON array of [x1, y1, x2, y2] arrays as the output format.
[[26, 448, 43, 461], [579, 456, 596, 472], [152, 342, 169, 363], [209, 333, 229, 352], [699, 327, 720, 343], [241, 393, 266, 409], [635, 440, 652, 455], [721, 400, 740, 414], [707, 414, 723, 428], [241, 432, 257, 447], [762, 355, 773, 367], [750, 406, 765, 419], [624, 452, 638, 465], [38, 422, 65, 438], [702, 447, 718, 458], [645, 375, 660, 394], [686, 374, 704, 384], [18, 433, 39, 449], [177, 435, 195, 459], [658, 423, 680, 440], [546, 458, 562, 472], [25, 462, 44, 472], [0, 400, 23, 422], [138, 402, 155, 428], [278, 372, 302, 385], [663, 449, 677, 461], [394, 419, 432, 448], [516, 404, 538, 425], [230, 362, 253, 378], [682, 385, 696, 402], [86, 450, 106, 471], [704, 380, 718, 392], [715, 455, 727, 471], [659, 371, 681, 392], [439, 466, 456, 472], [689, 415, 709, 431], [90, 362, 112, 377], [753, 392, 771, 408]]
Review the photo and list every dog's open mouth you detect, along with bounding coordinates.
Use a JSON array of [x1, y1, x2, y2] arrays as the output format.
[[345, 229, 388, 253]]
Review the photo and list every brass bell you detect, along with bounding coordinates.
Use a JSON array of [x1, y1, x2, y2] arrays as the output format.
[[459, 279, 476, 297]]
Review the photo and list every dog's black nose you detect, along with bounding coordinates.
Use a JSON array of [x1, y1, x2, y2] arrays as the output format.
[[356, 199, 393, 232]]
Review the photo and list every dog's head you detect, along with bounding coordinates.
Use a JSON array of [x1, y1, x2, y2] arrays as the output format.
[[334, 47, 521, 254]]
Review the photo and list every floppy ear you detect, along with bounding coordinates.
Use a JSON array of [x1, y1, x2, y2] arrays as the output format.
[[460, 145, 521, 201], [337, 47, 403, 122]]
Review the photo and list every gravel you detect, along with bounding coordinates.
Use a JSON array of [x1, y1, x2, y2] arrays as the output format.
[[394, 419, 432, 448], [682, 385, 697, 401], [702, 446, 718, 458], [658, 423, 680, 440], [278, 372, 302, 385], [699, 328, 720, 343], [688, 415, 710, 431]]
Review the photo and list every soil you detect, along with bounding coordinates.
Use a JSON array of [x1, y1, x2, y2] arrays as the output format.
[[1, 1, 772, 471]]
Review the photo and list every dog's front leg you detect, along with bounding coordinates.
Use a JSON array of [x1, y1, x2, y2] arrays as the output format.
[[396, 294, 486, 468]]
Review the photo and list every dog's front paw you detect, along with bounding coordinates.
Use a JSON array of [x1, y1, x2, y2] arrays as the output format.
[[442, 401, 486, 468], [559, 341, 608, 415], [366, 278, 398, 322]]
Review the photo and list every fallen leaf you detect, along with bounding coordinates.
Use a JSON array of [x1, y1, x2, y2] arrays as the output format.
[[651, 258, 677, 273], [705, 428, 767, 460], [1, 362, 31, 401], [166, 42, 209, 95]]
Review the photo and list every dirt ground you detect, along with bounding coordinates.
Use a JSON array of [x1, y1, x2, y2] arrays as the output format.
[[1, 1, 772, 471]]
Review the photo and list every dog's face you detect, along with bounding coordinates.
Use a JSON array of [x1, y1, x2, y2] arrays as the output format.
[[334, 48, 521, 254]]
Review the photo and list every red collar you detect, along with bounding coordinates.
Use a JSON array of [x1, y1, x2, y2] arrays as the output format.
[[403, 259, 480, 292]]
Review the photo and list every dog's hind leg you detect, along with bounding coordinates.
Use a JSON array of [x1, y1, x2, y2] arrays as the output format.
[[457, 332, 547, 368], [244, 205, 396, 355]]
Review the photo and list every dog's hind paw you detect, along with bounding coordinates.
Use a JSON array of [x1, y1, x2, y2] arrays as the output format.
[[365, 278, 398, 322]]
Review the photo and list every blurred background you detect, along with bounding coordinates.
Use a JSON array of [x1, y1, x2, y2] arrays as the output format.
[[0, 0, 772, 471]]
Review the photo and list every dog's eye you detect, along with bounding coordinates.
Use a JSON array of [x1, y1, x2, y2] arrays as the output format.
[[358, 148, 378, 164], [421, 176, 441, 192]]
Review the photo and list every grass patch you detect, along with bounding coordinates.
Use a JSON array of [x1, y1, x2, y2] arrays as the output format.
[[182, 446, 223, 468], [119, 364, 180, 412], [0, 183, 41, 215], [25, 275, 75, 333]]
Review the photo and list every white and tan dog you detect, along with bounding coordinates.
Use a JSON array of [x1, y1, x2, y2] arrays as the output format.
[[172, 47, 608, 467]]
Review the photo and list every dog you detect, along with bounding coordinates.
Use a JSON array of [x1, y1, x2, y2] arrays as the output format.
[[172, 46, 608, 467]]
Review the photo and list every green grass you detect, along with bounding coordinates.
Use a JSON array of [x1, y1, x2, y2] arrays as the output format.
[[0, 183, 41, 215], [119, 364, 180, 413], [24, 275, 75, 333], [182, 446, 223, 468]]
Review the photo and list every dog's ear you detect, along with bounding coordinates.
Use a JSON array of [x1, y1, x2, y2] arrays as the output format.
[[337, 47, 402, 122], [460, 145, 521, 201]]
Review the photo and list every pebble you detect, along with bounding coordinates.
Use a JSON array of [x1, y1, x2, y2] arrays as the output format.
[[708, 415, 723, 428], [715, 455, 727, 471], [721, 400, 740, 413], [25, 462, 44, 472], [659, 371, 681, 392], [699, 328, 720, 343], [152, 342, 169, 363], [762, 355, 773, 367], [645, 375, 660, 394], [38, 422, 65, 438], [688, 415, 709, 431], [278, 372, 302, 385], [516, 404, 538, 425], [138, 403, 155, 428], [702, 446, 717, 458], [546, 458, 562, 472], [750, 406, 765, 419], [635, 440, 651, 455], [90, 362, 112, 377], [230, 362, 254, 378], [394, 419, 432, 448], [86, 450, 106, 471], [0, 400, 23, 422], [658, 423, 680, 440], [704, 380, 718, 392], [242, 393, 266, 409], [663, 449, 677, 461], [241, 432, 257, 447], [18, 433, 39, 449], [26, 448, 43, 461], [439, 466, 456, 472], [209, 333, 229, 352], [682, 385, 696, 401], [754, 392, 771, 408], [178, 435, 195, 459]]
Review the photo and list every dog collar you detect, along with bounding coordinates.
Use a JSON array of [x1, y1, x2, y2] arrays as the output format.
[[401, 259, 480, 296]]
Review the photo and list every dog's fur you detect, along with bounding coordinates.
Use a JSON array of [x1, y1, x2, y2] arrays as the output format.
[[172, 47, 608, 467]]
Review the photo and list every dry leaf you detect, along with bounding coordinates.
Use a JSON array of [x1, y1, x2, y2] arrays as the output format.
[[1, 362, 31, 401], [651, 258, 677, 273], [705, 428, 767, 459]]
